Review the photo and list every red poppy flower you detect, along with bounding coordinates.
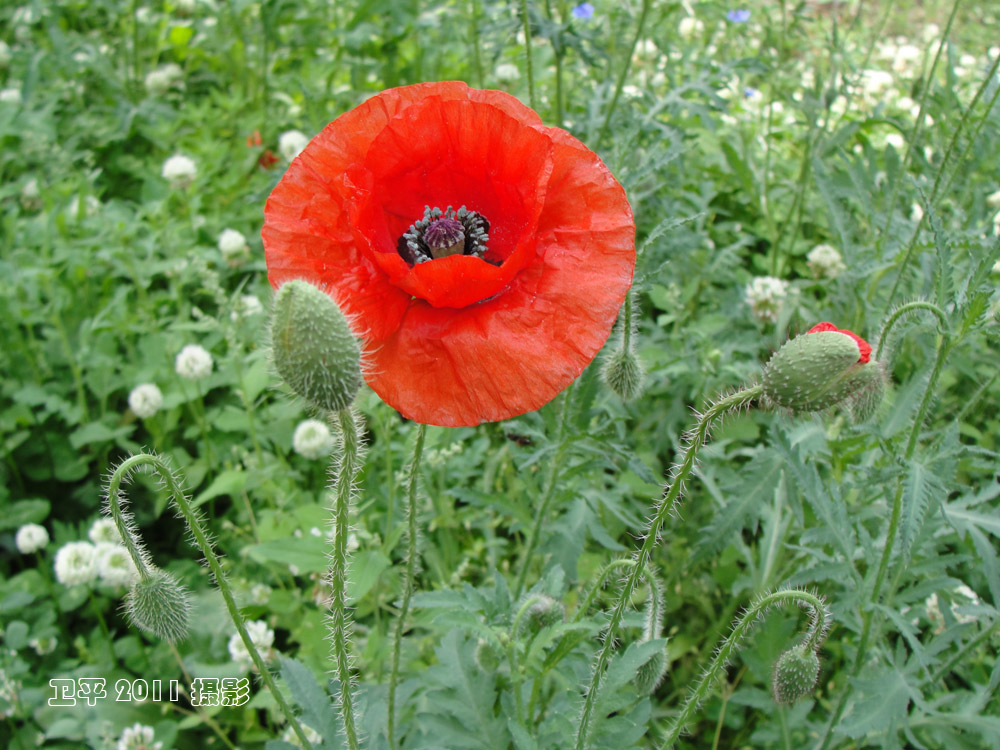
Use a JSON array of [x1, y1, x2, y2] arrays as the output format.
[[806, 322, 872, 363], [263, 81, 635, 426]]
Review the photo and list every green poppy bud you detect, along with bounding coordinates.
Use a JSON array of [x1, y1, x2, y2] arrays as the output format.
[[125, 569, 192, 643], [633, 643, 669, 695], [518, 595, 565, 636], [762, 322, 884, 416], [603, 347, 644, 401], [771, 644, 820, 705], [271, 280, 363, 413]]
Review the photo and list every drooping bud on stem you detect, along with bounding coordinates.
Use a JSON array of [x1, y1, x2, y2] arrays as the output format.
[[271, 280, 363, 413], [771, 643, 821, 705], [125, 569, 192, 643], [762, 322, 886, 418]]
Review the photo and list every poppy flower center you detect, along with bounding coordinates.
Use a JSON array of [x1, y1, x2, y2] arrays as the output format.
[[397, 205, 498, 266]]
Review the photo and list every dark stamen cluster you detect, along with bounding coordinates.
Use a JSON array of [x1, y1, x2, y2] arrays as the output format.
[[397, 205, 496, 266]]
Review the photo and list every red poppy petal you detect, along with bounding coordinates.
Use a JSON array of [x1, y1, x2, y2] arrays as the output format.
[[366, 127, 635, 426], [264, 82, 636, 425]]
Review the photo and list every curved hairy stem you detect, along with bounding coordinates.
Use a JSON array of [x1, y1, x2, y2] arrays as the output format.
[[104, 453, 313, 750], [574, 385, 763, 749], [660, 589, 829, 750]]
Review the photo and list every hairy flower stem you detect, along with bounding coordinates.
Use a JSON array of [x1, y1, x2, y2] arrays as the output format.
[[519, 0, 537, 111], [328, 409, 363, 750], [513, 383, 575, 600], [597, 0, 651, 150], [817, 326, 952, 750], [388, 423, 426, 750], [659, 590, 828, 750], [574, 385, 762, 750], [875, 300, 949, 361], [104, 453, 313, 750]]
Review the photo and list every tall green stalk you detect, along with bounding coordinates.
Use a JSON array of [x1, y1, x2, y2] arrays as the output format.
[[328, 410, 363, 750], [388, 423, 426, 750]]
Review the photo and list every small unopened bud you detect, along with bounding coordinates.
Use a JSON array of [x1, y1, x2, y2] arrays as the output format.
[[762, 322, 884, 416], [518, 595, 565, 635], [473, 638, 501, 673], [271, 281, 363, 412], [125, 569, 192, 643], [634, 643, 669, 694], [603, 347, 644, 401], [771, 644, 820, 705]]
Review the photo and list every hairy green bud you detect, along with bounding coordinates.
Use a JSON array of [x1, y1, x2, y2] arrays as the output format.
[[603, 347, 644, 401], [763, 323, 883, 416], [634, 643, 669, 695], [771, 644, 820, 705], [271, 280, 363, 413], [473, 638, 501, 673], [518, 595, 565, 636], [125, 569, 192, 643]]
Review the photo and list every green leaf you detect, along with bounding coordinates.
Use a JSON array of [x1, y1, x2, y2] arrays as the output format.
[[278, 658, 343, 749], [347, 550, 391, 605], [193, 469, 248, 508], [839, 666, 916, 738], [0, 498, 50, 531], [899, 458, 942, 559], [695, 449, 783, 562], [247, 537, 327, 574], [419, 630, 509, 750]]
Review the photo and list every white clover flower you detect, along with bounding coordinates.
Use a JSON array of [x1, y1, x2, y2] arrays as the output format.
[[0, 41, 12, 69], [29, 635, 57, 655], [806, 243, 847, 279], [144, 63, 183, 95], [161, 154, 197, 189], [282, 722, 323, 748], [54, 542, 98, 586], [250, 584, 271, 605], [15, 523, 49, 554], [986, 188, 1000, 209], [117, 723, 162, 750], [885, 132, 905, 150], [230, 294, 263, 322], [128, 383, 163, 418], [0, 87, 22, 105], [494, 62, 520, 82], [217, 227, 249, 263], [745, 276, 789, 324], [910, 202, 924, 223], [293, 419, 334, 459], [678, 16, 704, 40], [278, 130, 309, 162], [96, 543, 138, 587], [228, 620, 276, 671], [175, 344, 213, 380], [952, 584, 982, 625], [89, 517, 122, 545]]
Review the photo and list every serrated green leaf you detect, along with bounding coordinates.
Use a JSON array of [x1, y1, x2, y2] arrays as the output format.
[[278, 657, 344, 750], [900, 458, 942, 558]]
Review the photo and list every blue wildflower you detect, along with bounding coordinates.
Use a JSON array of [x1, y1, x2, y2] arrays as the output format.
[[727, 9, 751, 23], [572, 3, 595, 20]]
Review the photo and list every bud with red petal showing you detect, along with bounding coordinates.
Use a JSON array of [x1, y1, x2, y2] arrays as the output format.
[[762, 322, 886, 419]]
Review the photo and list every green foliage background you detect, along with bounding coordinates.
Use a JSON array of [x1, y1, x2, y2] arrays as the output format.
[[1, 0, 998, 748]]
